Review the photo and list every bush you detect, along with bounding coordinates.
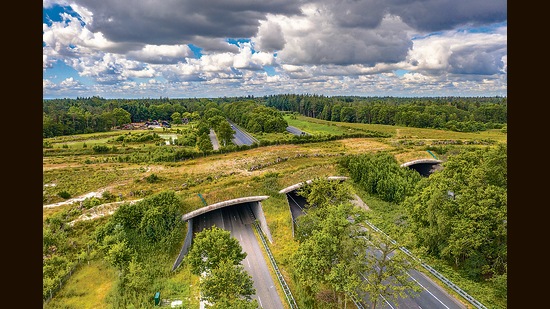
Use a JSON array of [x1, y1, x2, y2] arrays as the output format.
[[57, 191, 71, 199], [145, 174, 160, 183], [92, 145, 110, 153]]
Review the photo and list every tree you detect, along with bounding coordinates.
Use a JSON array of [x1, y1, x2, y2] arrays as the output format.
[[292, 203, 368, 307], [110, 107, 132, 127], [361, 235, 421, 309], [200, 259, 256, 306], [403, 145, 507, 280], [186, 226, 247, 276], [171, 111, 182, 124], [197, 132, 214, 154], [297, 177, 351, 209], [215, 121, 235, 147]]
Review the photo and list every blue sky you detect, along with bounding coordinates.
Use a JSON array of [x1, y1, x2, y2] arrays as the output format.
[[43, 0, 507, 99]]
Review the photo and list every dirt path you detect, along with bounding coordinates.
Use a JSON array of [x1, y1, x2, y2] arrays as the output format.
[[43, 190, 107, 208], [68, 199, 142, 226]]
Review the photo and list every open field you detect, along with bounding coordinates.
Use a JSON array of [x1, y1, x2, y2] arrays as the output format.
[[43, 115, 507, 308]]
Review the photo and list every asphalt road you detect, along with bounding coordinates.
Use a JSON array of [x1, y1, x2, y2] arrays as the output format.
[[193, 204, 285, 309], [227, 120, 257, 146], [209, 128, 220, 150], [286, 126, 310, 136], [285, 190, 466, 309]]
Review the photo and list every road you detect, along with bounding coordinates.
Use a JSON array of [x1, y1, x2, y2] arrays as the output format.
[[286, 126, 310, 136], [285, 190, 466, 309], [227, 120, 257, 146], [193, 203, 284, 309], [209, 128, 220, 150]]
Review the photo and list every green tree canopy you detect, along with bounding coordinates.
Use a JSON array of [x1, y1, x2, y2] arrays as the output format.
[[186, 226, 247, 276], [200, 259, 256, 306], [404, 145, 507, 280]]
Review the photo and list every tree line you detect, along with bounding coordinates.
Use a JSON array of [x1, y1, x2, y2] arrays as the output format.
[[265, 94, 506, 132]]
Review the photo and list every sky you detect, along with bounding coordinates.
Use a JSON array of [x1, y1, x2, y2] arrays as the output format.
[[43, 0, 507, 99]]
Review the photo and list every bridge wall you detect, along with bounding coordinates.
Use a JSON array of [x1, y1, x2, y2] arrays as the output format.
[[250, 201, 273, 243]]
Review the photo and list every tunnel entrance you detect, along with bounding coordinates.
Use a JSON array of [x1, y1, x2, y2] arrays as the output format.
[[407, 162, 443, 177]]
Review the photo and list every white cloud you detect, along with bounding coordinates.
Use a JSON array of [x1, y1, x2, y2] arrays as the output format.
[[127, 44, 193, 64], [405, 26, 507, 76]]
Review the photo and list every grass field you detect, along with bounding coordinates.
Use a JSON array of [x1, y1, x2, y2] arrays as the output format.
[[43, 115, 507, 308]]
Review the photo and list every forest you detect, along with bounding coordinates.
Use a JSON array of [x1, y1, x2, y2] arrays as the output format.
[[43, 95, 506, 138]]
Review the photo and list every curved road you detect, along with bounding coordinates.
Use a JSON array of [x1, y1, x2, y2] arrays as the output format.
[[286, 126, 310, 136], [193, 203, 284, 309], [285, 190, 466, 309]]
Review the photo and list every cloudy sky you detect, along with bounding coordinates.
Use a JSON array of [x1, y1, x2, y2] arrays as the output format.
[[43, 0, 507, 99]]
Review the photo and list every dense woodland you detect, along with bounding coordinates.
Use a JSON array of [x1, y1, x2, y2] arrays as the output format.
[[43, 95, 506, 138], [265, 94, 507, 132]]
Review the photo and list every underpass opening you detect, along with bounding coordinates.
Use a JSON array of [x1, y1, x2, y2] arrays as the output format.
[[173, 196, 273, 270], [279, 176, 348, 237], [175, 197, 285, 309], [406, 162, 443, 177], [400, 159, 443, 177]]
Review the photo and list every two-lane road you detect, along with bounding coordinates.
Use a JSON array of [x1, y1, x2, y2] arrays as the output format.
[[227, 120, 257, 146], [194, 204, 284, 309], [286, 190, 467, 309]]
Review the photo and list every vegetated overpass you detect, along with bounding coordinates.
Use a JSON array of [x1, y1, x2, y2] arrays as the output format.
[[173, 196, 273, 270], [279, 176, 349, 237], [400, 159, 443, 177]]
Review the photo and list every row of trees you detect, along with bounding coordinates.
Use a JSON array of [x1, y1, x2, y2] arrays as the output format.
[[92, 191, 186, 307], [44, 94, 506, 138], [341, 153, 423, 204], [403, 145, 507, 283]]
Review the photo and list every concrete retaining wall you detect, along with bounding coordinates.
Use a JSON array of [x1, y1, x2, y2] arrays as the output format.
[[250, 201, 273, 243], [171, 218, 193, 271]]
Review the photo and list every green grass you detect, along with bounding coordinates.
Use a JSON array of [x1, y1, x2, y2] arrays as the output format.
[[284, 114, 361, 135], [45, 260, 117, 309], [286, 114, 507, 144]]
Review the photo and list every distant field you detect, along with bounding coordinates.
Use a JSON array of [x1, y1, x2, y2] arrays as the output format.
[[286, 115, 507, 143]]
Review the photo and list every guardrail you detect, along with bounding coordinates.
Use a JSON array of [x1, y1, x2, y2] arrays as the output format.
[[253, 222, 299, 309], [362, 220, 488, 309]]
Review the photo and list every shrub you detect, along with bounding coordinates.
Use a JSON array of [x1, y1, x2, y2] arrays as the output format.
[[145, 173, 160, 183], [92, 145, 110, 153], [57, 191, 71, 199]]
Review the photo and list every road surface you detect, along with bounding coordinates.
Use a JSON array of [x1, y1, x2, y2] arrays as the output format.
[[286, 126, 310, 136], [193, 203, 284, 309], [209, 128, 220, 150], [227, 120, 257, 146], [285, 190, 466, 309]]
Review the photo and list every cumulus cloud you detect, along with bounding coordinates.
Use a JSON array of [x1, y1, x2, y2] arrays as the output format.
[[269, 5, 414, 66], [127, 45, 194, 64], [405, 26, 507, 76], [68, 0, 303, 45], [43, 1, 507, 98], [317, 0, 507, 32], [254, 18, 286, 52]]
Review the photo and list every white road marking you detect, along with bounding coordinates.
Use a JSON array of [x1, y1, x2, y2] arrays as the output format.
[[247, 259, 251, 267], [258, 296, 263, 308], [408, 274, 450, 309]]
